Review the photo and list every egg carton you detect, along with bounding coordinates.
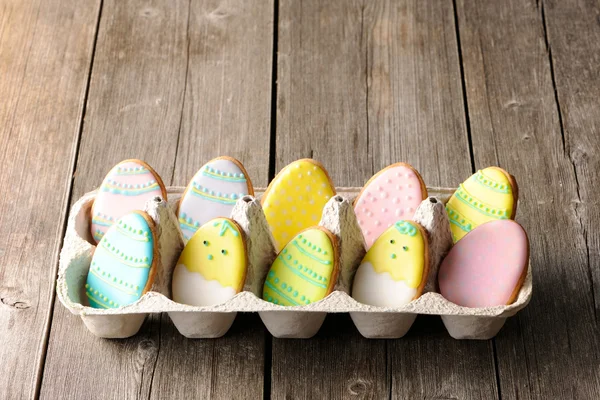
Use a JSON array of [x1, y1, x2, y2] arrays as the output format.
[[57, 186, 533, 340]]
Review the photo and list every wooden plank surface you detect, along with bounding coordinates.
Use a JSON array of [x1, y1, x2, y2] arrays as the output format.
[[272, 1, 498, 399], [456, 0, 600, 398], [0, 1, 100, 398], [148, 1, 274, 399], [40, 0, 274, 399]]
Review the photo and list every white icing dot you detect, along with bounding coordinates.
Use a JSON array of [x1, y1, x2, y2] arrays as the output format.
[[297, 222, 303, 227], [325, 195, 330, 200], [306, 185, 311, 191], [313, 166, 318, 171], [318, 191, 323, 196], [298, 173, 303, 179], [396, 185, 402, 190], [408, 183, 413, 188], [366, 192, 372, 197], [274, 199, 280, 206], [311, 214, 318, 221], [307, 171, 312, 176], [301, 209, 307, 214], [285, 219, 292, 226], [282, 232, 289, 239], [291, 206, 297, 212], [380, 192, 388, 199], [382, 207, 387, 213], [386, 178, 392, 184], [280, 188, 286, 195], [309, 199, 315, 205], [365, 230, 371, 235], [375, 220, 381, 226], [287, 196, 293, 202], [392, 197, 400, 204], [298, 195, 304, 201], [387, 222, 392, 227], [281, 209, 287, 215], [264, 202, 269, 208], [358, 220, 363, 225], [407, 207, 414, 213], [376, 185, 382, 191], [406, 195, 412, 200], [321, 183, 327, 188], [395, 172, 401, 177], [296, 186, 301, 191]]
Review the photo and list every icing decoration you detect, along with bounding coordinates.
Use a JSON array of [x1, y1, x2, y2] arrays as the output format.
[[91, 160, 166, 244], [261, 159, 336, 251], [85, 212, 155, 309], [352, 220, 427, 307], [354, 163, 427, 250], [263, 228, 336, 306], [438, 220, 529, 307], [446, 167, 516, 242], [177, 157, 253, 243], [172, 217, 246, 306]]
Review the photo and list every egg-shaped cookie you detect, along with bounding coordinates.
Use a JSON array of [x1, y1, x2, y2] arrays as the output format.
[[262, 227, 338, 306], [438, 220, 529, 308], [172, 217, 247, 306], [261, 159, 335, 251], [446, 167, 518, 243], [352, 221, 429, 307], [354, 163, 427, 250], [177, 157, 253, 243], [85, 211, 157, 309], [91, 159, 166, 243]]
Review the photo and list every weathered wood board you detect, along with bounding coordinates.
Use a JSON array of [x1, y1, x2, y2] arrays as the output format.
[[0, 1, 100, 398], [456, 0, 600, 398]]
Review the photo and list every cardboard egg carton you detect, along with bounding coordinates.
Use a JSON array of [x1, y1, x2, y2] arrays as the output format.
[[57, 187, 532, 340]]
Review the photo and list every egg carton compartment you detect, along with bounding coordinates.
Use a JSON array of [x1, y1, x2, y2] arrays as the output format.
[[57, 186, 532, 340]]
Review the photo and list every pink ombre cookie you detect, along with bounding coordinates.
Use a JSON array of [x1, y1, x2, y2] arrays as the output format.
[[353, 163, 427, 249], [90, 160, 167, 243], [438, 219, 529, 307]]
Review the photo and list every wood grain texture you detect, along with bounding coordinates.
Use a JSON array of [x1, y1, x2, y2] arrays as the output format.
[[0, 0, 100, 398], [456, 0, 600, 398], [273, 1, 498, 399], [40, 1, 189, 399], [150, 1, 274, 399], [40, 0, 274, 399]]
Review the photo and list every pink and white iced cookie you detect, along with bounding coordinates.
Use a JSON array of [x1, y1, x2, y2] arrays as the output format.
[[177, 157, 254, 243], [91, 160, 167, 243], [438, 219, 529, 308], [354, 163, 427, 250]]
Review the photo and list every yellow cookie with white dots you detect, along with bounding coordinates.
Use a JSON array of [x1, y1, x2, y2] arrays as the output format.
[[261, 159, 336, 251]]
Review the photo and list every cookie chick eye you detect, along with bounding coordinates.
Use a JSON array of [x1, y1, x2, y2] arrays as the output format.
[[390, 239, 396, 244], [221, 249, 227, 255], [402, 246, 409, 251], [203, 240, 209, 246]]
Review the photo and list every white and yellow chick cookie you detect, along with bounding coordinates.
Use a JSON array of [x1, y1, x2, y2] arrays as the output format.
[[172, 217, 247, 306], [352, 221, 429, 307]]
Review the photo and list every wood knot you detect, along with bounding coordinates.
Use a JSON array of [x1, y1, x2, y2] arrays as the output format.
[[1, 296, 30, 309], [347, 380, 367, 395]]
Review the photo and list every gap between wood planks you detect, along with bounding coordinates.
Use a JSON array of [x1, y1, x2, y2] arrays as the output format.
[[264, 0, 280, 398], [34, 1, 105, 399]]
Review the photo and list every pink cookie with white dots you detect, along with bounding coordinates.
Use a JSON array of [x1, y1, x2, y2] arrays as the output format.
[[353, 163, 427, 249]]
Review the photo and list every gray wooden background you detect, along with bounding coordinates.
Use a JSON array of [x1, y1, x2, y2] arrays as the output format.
[[1, 0, 598, 399]]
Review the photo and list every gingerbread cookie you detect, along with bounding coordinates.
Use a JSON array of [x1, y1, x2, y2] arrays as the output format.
[[438, 220, 529, 308], [262, 227, 338, 306], [85, 211, 158, 309], [91, 159, 166, 243], [352, 221, 429, 307], [261, 159, 336, 251], [354, 163, 427, 250], [445, 167, 518, 243], [172, 218, 247, 306], [177, 157, 253, 243]]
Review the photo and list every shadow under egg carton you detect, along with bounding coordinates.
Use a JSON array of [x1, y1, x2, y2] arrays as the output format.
[[57, 187, 532, 340]]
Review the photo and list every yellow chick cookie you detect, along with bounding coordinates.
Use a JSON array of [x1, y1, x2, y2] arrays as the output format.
[[172, 217, 247, 306], [261, 159, 336, 251], [352, 221, 429, 307], [446, 167, 518, 243]]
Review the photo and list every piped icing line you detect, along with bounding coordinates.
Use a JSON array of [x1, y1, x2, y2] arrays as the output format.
[[86, 292, 109, 308], [394, 221, 418, 236], [291, 240, 331, 265], [201, 167, 247, 182], [93, 230, 105, 241], [89, 268, 140, 296], [114, 166, 150, 175], [115, 220, 150, 242], [278, 255, 328, 288], [264, 280, 301, 305], [100, 181, 160, 196], [213, 219, 240, 237], [85, 284, 119, 308], [454, 184, 510, 219], [473, 170, 512, 194], [91, 215, 114, 227], [445, 203, 475, 233], [98, 242, 151, 268], [178, 214, 201, 232], [189, 185, 239, 205]]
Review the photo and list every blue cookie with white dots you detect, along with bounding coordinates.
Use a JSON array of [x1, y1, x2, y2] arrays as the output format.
[[177, 157, 254, 243]]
